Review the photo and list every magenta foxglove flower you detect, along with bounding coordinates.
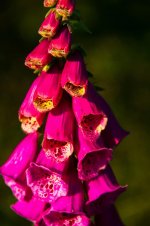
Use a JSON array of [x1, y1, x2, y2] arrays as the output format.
[[72, 88, 108, 141], [26, 162, 68, 202], [76, 129, 112, 181], [33, 66, 63, 113], [44, 0, 58, 7], [85, 165, 127, 216], [48, 26, 71, 58], [11, 197, 48, 223], [38, 11, 60, 38], [61, 51, 88, 97], [42, 96, 74, 162], [25, 39, 52, 70], [95, 205, 125, 226], [0, 132, 38, 180], [56, 0, 75, 19], [19, 76, 45, 134]]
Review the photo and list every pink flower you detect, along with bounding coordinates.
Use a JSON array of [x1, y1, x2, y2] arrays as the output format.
[[26, 162, 68, 202], [25, 39, 52, 70], [48, 26, 71, 58], [76, 129, 112, 181], [61, 51, 88, 97], [19, 76, 45, 134], [85, 165, 127, 216], [38, 11, 60, 38], [33, 66, 63, 113], [44, 0, 58, 7], [56, 0, 75, 19], [42, 96, 75, 162]]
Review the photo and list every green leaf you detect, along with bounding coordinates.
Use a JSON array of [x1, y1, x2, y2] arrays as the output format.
[[69, 19, 92, 34]]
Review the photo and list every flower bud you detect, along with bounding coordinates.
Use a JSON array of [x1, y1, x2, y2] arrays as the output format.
[[33, 66, 63, 113], [61, 51, 88, 97], [19, 76, 45, 134], [44, 0, 58, 7], [25, 39, 52, 70], [48, 26, 71, 58], [56, 0, 75, 19], [42, 96, 75, 162], [38, 11, 60, 38]]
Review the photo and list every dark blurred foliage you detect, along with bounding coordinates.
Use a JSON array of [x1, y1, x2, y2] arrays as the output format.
[[0, 0, 150, 225]]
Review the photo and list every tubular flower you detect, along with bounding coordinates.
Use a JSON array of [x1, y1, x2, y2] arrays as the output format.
[[42, 96, 75, 162], [19, 76, 45, 134], [38, 10, 60, 38], [61, 51, 88, 97], [26, 163, 68, 202], [0, 132, 39, 180], [25, 39, 52, 70], [95, 205, 125, 226], [48, 26, 71, 58], [44, 0, 58, 7], [33, 66, 63, 113], [72, 89, 108, 141], [85, 165, 127, 216], [56, 0, 75, 19], [76, 129, 112, 181]]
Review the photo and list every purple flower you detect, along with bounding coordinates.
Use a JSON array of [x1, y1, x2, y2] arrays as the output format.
[[33, 66, 63, 113], [48, 27, 71, 58], [19, 76, 45, 133], [85, 165, 127, 216], [42, 95, 75, 162], [38, 10, 60, 38], [76, 129, 112, 181], [56, 0, 75, 19], [25, 39, 52, 70], [61, 51, 88, 97], [26, 163, 68, 202]]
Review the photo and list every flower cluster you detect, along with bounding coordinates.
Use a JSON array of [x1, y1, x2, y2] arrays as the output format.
[[0, 0, 128, 225]]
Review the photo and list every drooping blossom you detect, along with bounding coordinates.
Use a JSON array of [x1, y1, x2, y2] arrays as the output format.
[[44, 0, 58, 8], [61, 51, 88, 97], [95, 205, 125, 226], [26, 162, 68, 202], [19, 76, 45, 133], [38, 10, 60, 38], [76, 128, 112, 181], [42, 95, 75, 162], [85, 165, 127, 216], [56, 0, 75, 19], [33, 66, 63, 113], [48, 26, 71, 58], [25, 39, 52, 70]]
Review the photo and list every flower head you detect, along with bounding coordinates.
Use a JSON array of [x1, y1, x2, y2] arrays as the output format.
[[25, 39, 52, 70], [56, 0, 75, 19], [61, 51, 88, 97], [38, 11, 60, 38], [48, 26, 71, 58], [44, 0, 58, 7]]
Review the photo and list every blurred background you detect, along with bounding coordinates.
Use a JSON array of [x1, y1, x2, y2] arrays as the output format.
[[0, 0, 150, 225]]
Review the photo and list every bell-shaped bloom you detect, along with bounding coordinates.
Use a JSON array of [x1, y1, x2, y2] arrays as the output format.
[[76, 129, 112, 181], [0, 132, 39, 180], [36, 149, 70, 174], [19, 76, 45, 133], [72, 86, 108, 141], [11, 197, 48, 223], [61, 51, 88, 97], [38, 11, 60, 38], [56, 0, 75, 19], [42, 96, 75, 162], [95, 205, 125, 226], [85, 165, 127, 216], [44, 0, 58, 7], [26, 163, 68, 202], [33, 66, 63, 113], [25, 39, 52, 70], [48, 26, 71, 58]]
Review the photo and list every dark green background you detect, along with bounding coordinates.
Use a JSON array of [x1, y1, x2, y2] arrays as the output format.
[[0, 0, 150, 225]]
